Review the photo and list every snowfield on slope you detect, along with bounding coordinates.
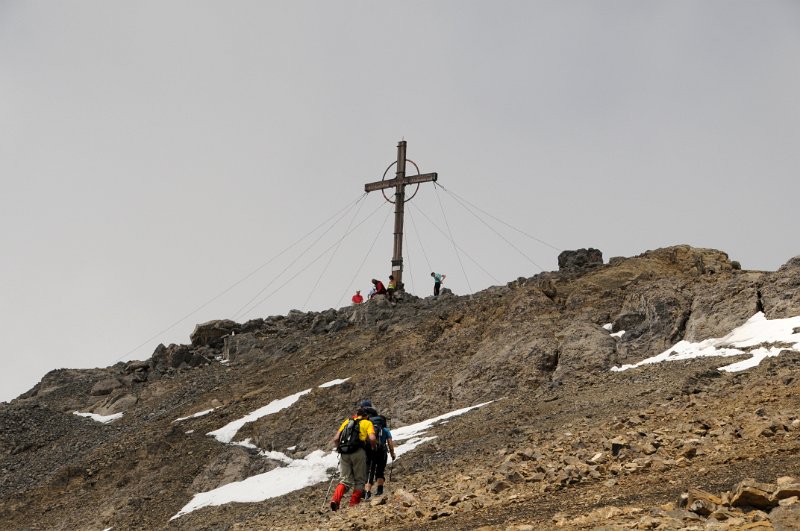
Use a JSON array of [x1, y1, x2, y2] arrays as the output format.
[[171, 397, 492, 520], [610, 312, 800, 372]]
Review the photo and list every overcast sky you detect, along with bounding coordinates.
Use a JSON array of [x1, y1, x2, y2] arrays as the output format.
[[2, 1, 798, 402]]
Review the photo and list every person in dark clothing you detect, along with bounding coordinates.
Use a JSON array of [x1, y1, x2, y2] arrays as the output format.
[[356, 400, 396, 499], [364, 421, 395, 499]]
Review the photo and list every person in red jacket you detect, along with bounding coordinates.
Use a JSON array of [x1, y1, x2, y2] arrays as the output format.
[[351, 290, 363, 304], [370, 279, 387, 299]]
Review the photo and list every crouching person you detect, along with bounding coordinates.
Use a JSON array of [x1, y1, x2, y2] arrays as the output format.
[[329, 408, 376, 510]]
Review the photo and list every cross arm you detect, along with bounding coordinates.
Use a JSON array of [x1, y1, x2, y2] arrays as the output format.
[[364, 172, 438, 193]]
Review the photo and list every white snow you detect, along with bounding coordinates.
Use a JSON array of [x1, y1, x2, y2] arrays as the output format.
[[390, 402, 493, 442], [233, 439, 294, 464], [207, 388, 312, 443], [73, 411, 123, 424], [318, 378, 350, 388], [172, 400, 492, 519], [610, 330, 626, 338], [206, 378, 350, 444], [170, 450, 338, 520], [602, 323, 613, 331], [173, 408, 215, 423], [611, 312, 800, 373]]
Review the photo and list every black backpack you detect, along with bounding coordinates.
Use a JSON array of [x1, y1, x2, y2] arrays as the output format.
[[337, 418, 363, 454], [369, 415, 388, 447]]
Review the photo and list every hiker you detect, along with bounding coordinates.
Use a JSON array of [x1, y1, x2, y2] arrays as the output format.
[[386, 275, 397, 302], [351, 290, 363, 304], [431, 272, 446, 297], [370, 278, 387, 300], [364, 414, 396, 500], [358, 399, 379, 417], [329, 407, 377, 510]]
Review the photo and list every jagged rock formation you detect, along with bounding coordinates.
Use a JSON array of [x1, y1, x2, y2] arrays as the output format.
[[0, 244, 798, 530]]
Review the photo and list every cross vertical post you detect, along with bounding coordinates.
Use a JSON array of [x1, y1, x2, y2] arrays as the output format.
[[391, 141, 407, 288], [364, 140, 438, 293]]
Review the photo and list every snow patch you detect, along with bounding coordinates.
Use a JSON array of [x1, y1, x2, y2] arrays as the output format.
[[73, 411, 123, 424], [611, 312, 800, 373], [172, 400, 492, 519], [318, 378, 350, 388], [207, 389, 312, 443], [610, 330, 626, 338], [602, 323, 613, 331], [171, 450, 339, 520], [173, 408, 215, 423]]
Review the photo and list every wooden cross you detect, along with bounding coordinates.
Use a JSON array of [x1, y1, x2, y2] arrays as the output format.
[[364, 140, 438, 292]]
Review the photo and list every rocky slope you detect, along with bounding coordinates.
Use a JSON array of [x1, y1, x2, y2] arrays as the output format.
[[1, 245, 798, 530]]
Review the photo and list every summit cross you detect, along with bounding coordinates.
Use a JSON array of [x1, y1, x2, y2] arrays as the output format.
[[364, 140, 438, 292]]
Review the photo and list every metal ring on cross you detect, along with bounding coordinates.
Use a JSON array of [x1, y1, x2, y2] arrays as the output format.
[[380, 159, 422, 204]]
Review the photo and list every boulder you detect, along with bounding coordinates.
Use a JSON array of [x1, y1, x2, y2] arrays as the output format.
[[190, 319, 240, 346], [773, 483, 800, 501], [769, 503, 800, 531], [222, 334, 266, 362], [558, 248, 603, 272], [730, 479, 777, 510]]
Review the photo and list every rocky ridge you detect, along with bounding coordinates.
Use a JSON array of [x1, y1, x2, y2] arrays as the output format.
[[0, 244, 798, 530]]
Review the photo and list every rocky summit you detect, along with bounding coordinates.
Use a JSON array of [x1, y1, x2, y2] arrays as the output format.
[[1, 244, 799, 530]]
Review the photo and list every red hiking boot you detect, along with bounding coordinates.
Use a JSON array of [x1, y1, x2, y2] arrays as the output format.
[[330, 483, 347, 511], [349, 489, 363, 507]]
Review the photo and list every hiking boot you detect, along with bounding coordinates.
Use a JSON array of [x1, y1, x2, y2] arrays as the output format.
[[330, 484, 347, 511], [376, 485, 384, 496], [364, 491, 372, 500], [348, 489, 363, 506]]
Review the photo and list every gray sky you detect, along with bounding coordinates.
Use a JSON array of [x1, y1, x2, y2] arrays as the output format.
[[2, 1, 799, 402]]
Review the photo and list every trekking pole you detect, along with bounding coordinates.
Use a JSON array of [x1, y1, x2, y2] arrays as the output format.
[[320, 455, 340, 511], [322, 476, 336, 511], [389, 457, 394, 482]]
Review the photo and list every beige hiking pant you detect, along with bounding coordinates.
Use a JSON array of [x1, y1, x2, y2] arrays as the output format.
[[339, 448, 368, 491]]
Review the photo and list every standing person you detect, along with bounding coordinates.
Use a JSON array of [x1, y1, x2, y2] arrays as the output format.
[[370, 278, 387, 299], [431, 272, 446, 297], [329, 408, 376, 510], [351, 290, 363, 304], [364, 415, 396, 499], [386, 275, 397, 302]]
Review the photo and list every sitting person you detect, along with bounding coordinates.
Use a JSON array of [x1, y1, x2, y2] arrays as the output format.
[[370, 278, 387, 299]]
